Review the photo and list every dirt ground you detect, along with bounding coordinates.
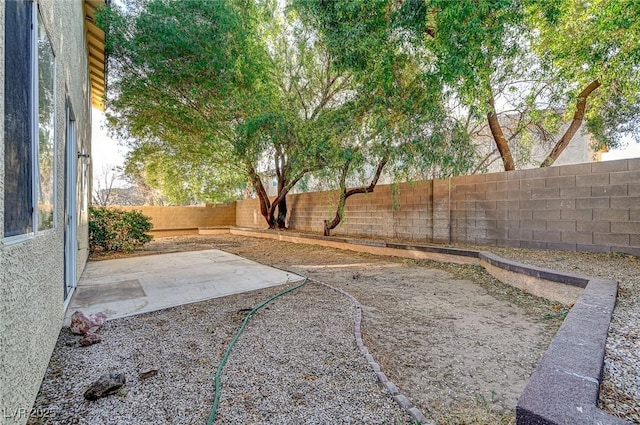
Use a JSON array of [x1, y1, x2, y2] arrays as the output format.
[[81, 234, 564, 424]]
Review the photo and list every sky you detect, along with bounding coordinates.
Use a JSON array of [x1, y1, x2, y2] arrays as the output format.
[[91, 110, 640, 189], [601, 137, 640, 161], [92, 110, 130, 188]]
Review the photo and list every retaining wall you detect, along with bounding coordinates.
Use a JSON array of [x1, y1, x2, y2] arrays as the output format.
[[236, 158, 640, 256]]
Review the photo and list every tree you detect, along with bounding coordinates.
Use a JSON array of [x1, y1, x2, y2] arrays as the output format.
[[234, 3, 360, 228], [528, 0, 640, 165], [123, 141, 244, 205], [294, 0, 475, 235], [100, 0, 358, 228], [92, 164, 119, 206], [396, 0, 640, 171], [99, 0, 265, 199]]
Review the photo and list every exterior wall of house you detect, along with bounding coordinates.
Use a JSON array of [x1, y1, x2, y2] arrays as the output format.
[[236, 158, 640, 256], [0, 1, 93, 423], [476, 122, 596, 173]]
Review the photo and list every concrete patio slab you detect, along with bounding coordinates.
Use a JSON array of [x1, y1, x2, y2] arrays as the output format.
[[64, 249, 303, 323]]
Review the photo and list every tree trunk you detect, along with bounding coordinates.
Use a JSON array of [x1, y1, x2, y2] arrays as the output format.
[[540, 79, 601, 167], [260, 191, 275, 229], [276, 197, 287, 229], [324, 151, 389, 236], [487, 94, 515, 171], [324, 189, 347, 236], [248, 166, 274, 228], [273, 171, 287, 229]]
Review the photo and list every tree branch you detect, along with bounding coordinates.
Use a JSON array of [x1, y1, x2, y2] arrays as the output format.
[[487, 91, 516, 171], [540, 79, 601, 167], [324, 150, 390, 235]]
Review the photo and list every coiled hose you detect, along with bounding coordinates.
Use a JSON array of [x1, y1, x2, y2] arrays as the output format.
[[206, 276, 308, 424]]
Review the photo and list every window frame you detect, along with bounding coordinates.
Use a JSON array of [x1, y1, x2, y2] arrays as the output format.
[[3, 0, 33, 240], [35, 6, 57, 234], [4, 1, 57, 244]]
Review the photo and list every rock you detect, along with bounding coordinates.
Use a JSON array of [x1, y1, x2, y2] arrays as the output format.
[[138, 369, 158, 380], [70, 311, 107, 335], [79, 332, 102, 346], [84, 373, 126, 401]]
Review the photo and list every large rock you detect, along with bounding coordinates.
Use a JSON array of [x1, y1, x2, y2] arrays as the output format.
[[84, 373, 126, 401], [70, 311, 107, 335]]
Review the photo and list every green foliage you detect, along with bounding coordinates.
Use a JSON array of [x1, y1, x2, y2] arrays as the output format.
[[123, 144, 244, 205], [98, 0, 270, 205], [396, 0, 640, 169], [89, 206, 153, 253], [99, 0, 639, 232], [294, 0, 476, 185], [100, 0, 372, 227], [528, 0, 640, 149]]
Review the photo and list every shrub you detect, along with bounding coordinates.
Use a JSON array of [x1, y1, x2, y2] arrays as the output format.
[[89, 206, 153, 252]]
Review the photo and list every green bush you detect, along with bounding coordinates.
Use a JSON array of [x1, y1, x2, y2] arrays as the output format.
[[89, 206, 153, 252]]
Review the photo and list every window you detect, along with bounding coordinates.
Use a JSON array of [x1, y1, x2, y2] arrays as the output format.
[[4, 0, 33, 237], [37, 10, 56, 231], [3, 0, 56, 239]]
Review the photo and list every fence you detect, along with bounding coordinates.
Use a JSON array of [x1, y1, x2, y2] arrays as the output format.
[[236, 158, 640, 256], [108, 159, 639, 255], [114, 204, 236, 237]]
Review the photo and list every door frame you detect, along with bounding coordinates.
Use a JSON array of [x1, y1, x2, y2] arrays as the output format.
[[63, 100, 77, 309]]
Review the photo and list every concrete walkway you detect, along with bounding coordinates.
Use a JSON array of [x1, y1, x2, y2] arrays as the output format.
[[64, 249, 303, 323]]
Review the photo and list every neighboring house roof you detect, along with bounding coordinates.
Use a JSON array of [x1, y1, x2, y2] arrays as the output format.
[[84, 0, 106, 111]]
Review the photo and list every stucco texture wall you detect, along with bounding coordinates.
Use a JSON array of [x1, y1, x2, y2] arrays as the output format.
[[0, 1, 93, 423]]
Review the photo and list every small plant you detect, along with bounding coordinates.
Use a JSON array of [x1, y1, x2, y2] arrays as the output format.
[[543, 303, 570, 320], [89, 206, 153, 252]]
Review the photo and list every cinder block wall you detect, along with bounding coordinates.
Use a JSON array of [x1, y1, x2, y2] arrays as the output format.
[[114, 204, 236, 230], [236, 181, 434, 240], [453, 159, 640, 254], [236, 158, 640, 256]]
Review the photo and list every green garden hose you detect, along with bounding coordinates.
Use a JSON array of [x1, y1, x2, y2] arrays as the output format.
[[206, 276, 308, 424]]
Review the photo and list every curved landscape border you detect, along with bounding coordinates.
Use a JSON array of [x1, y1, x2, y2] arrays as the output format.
[[311, 278, 430, 424], [201, 226, 628, 425]]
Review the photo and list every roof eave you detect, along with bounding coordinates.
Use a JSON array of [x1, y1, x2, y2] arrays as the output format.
[[84, 0, 106, 111]]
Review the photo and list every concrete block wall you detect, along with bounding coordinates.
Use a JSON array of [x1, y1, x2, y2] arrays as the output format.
[[115, 204, 236, 230], [453, 158, 640, 255], [236, 181, 434, 241], [236, 158, 640, 256]]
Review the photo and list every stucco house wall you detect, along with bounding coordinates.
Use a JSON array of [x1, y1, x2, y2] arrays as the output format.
[[0, 1, 95, 423]]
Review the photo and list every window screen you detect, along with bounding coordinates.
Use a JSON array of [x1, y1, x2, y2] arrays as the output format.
[[4, 0, 33, 237]]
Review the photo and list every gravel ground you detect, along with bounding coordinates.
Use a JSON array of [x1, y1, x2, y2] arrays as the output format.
[[30, 282, 409, 425], [29, 235, 568, 425], [215, 283, 407, 424]]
